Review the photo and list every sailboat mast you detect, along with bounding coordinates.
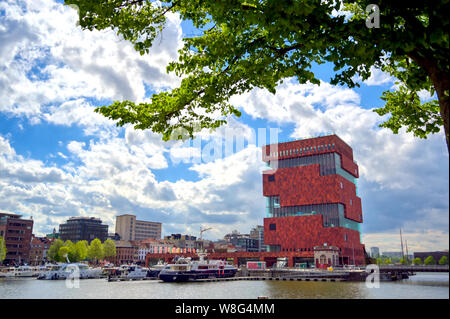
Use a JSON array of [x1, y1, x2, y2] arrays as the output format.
[[400, 228, 405, 260]]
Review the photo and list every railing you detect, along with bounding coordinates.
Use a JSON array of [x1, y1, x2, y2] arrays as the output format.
[[377, 265, 449, 272]]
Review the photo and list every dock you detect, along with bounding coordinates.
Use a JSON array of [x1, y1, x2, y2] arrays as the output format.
[[192, 276, 345, 282], [107, 276, 158, 282]]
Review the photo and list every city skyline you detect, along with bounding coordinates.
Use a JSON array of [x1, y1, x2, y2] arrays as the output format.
[[0, 0, 448, 255]]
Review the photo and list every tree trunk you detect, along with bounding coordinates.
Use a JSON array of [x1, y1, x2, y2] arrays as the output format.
[[430, 70, 450, 154], [408, 52, 450, 153]]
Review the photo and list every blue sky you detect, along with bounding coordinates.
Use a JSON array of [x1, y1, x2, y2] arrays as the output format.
[[0, 0, 448, 253]]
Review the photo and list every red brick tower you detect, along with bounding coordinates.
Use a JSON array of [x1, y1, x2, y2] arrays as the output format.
[[262, 135, 365, 266]]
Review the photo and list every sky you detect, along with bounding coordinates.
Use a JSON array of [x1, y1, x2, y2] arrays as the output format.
[[0, 0, 448, 254]]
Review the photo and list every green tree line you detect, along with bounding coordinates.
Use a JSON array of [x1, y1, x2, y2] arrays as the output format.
[[47, 238, 116, 263], [376, 255, 448, 265], [0, 236, 7, 263]]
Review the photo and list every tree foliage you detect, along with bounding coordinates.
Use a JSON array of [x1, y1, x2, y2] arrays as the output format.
[[103, 239, 117, 258], [47, 238, 113, 263], [65, 0, 449, 151], [0, 236, 7, 263], [87, 238, 104, 261], [424, 255, 436, 265], [412, 257, 422, 265], [48, 239, 64, 262], [438, 256, 448, 265], [58, 246, 70, 262]]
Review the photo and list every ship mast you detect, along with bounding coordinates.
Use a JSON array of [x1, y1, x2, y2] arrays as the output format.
[[400, 228, 405, 260]]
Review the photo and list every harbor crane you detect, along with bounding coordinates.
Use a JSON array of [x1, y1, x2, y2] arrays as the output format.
[[200, 226, 212, 240]]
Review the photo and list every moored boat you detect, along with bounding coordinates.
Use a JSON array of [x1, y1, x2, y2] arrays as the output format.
[[109, 264, 150, 279], [147, 260, 167, 278], [37, 263, 102, 280], [158, 256, 237, 282]]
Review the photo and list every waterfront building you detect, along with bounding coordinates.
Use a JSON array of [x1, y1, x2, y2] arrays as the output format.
[[370, 247, 380, 258], [137, 239, 176, 264], [0, 212, 34, 265], [313, 245, 340, 268], [262, 134, 366, 266], [115, 214, 162, 241], [29, 236, 55, 265], [107, 240, 139, 265], [414, 251, 449, 263], [59, 217, 108, 243]]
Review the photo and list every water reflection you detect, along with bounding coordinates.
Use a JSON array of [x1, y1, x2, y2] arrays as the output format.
[[0, 273, 448, 299]]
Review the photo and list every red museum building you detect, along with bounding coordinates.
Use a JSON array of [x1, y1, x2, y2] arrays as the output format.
[[145, 134, 366, 268], [262, 134, 365, 266]]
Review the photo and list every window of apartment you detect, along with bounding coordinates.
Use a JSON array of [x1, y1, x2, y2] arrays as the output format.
[[344, 233, 348, 241], [350, 199, 353, 205], [340, 182, 343, 189], [268, 175, 275, 182], [269, 224, 276, 231]]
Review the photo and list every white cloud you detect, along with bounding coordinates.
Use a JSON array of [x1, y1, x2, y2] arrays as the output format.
[[357, 66, 395, 86], [0, 0, 183, 130]]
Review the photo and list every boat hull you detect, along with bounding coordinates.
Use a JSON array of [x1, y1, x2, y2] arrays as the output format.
[[159, 269, 237, 282]]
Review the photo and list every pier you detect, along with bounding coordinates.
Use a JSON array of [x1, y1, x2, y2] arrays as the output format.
[[107, 276, 158, 282]]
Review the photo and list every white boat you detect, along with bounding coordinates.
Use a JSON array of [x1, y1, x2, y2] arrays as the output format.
[[115, 264, 150, 279], [37, 263, 103, 280], [0, 265, 39, 278], [12, 265, 38, 277], [0, 267, 16, 278]]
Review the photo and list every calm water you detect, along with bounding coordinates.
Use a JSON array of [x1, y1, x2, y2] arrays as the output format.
[[0, 273, 448, 299]]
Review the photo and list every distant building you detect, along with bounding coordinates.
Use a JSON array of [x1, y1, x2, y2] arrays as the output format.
[[381, 252, 404, 259], [414, 251, 449, 263], [115, 214, 162, 241], [108, 240, 139, 265], [137, 239, 176, 264], [46, 228, 59, 239], [370, 247, 380, 258], [0, 212, 34, 265], [164, 234, 197, 251], [224, 231, 259, 252], [59, 217, 108, 243], [107, 233, 121, 241], [250, 225, 266, 252]]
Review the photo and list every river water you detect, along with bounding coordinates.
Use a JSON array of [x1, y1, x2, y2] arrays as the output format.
[[0, 272, 448, 299]]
